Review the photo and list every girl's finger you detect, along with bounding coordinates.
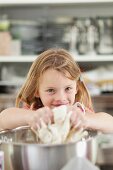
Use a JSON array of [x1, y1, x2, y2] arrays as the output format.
[[70, 104, 85, 128], [85, 107, 94, 114]]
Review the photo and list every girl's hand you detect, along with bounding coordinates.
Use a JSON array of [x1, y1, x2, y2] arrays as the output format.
[[83, 107, 95, 129], [70, 102, 85, 129], [27, 106, 53, 130], [70, 103, 94, 130]]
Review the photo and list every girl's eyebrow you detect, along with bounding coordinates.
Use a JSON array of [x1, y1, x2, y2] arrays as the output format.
[[64, 84, 74, 87], [45, 86, 55, 89], [46, 84, 73, 88], [44, 83, 76, 89]]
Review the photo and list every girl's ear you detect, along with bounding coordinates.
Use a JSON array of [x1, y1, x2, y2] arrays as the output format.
[[34, 90, 40, 97], [76, 89, 78, 95], [75, 82, 78, 93]]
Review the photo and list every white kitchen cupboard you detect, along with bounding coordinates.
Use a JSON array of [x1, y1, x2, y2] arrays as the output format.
[[0, 0, 113, 81]]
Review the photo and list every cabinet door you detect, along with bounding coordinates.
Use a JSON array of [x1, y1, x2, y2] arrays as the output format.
[[92, 95, 113, 115]]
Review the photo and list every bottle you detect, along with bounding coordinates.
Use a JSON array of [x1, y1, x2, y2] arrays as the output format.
[[0, 151, 4, 170], [0, 14, 12, 55], [76, 18, 88, 55]]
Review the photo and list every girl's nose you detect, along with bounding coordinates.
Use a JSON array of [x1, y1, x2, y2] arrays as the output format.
[[54, 91, 67, 103]]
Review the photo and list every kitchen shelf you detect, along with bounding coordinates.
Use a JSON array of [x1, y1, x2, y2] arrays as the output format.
[[1, 0, 113, 6], [0, 80, 23, 86], [0, 1, 113, 72], [0, 56, 37, 63], [0, 55, 113, 63]]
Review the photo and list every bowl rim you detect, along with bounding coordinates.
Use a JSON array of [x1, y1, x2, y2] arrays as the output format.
[[0, 125, 94, 147]]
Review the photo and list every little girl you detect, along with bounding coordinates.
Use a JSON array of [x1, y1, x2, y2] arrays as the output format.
[[0, 48, 113, 133]]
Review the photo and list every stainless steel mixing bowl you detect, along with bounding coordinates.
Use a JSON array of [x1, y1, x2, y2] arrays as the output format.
[[0, 126, 97, 170]]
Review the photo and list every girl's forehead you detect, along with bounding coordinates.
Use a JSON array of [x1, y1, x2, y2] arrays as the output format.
[[41, 68, 76, 77], [39, 69, 77, 86], [40, 69, 70, 80]]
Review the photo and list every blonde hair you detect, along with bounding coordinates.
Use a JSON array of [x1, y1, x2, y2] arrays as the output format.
[[16, 48, 93, 110]]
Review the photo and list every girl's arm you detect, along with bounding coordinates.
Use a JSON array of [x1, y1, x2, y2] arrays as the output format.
[[71, 106, 113, 134], [0, 107, 53, 130], [84, 109, 113, 133], [0, 107, 34, 130]]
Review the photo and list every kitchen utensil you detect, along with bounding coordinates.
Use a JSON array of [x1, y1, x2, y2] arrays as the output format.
[[96, 17, 113, 54], [0, 126, 98, 170], [10, 20, 41, 41]]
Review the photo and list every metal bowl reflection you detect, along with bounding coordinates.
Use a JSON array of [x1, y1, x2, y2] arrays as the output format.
[[0, 126, 97, 170]]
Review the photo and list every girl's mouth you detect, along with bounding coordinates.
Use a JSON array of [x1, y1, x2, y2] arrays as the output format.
[[52, 103, 69, 107]]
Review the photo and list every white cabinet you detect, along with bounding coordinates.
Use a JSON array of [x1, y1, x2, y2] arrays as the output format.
[[1, 0, 113, 5], [0, 0, 113, 83]]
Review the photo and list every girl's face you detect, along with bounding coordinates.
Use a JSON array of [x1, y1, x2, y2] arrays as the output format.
[[37, 69, 77, 109]]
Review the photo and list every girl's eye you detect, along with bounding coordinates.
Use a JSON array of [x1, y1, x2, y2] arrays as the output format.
[[46, 89, 55, 94], [65, 87, 72, 92]]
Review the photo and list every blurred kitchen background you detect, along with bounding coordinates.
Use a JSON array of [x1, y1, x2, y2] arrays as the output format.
[[0, 1, 113, 170], [0, 2, 113, 115]]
